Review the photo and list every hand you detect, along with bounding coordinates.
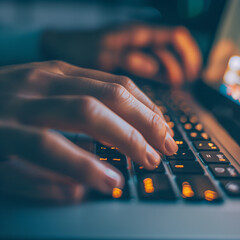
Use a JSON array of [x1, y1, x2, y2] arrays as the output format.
[[42, 25, 202, 87], [0, 61, 177, 203], [99, 25, 202, 86]]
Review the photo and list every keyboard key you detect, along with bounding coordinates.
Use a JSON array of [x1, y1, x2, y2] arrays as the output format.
[[188, 131, 210, 140], [199, 152, 229, 164], [194, 123, 204, 132], [189, 115, 199, 124], [220, 180, 240, 197], [176, 175, 222, 201], [169, 161, 204, 175], [209, 165, 240, 179], [137, 174, 176, 200], [175, 139, 188, 149], [166, 149, 195, 161], [99, 155, 127, 166], [99, 156, 129, 179], [96, 143, 123, 156], [134, 162, 165, 175], [183, 123, 193, 131], [193, 141, 219, 151]]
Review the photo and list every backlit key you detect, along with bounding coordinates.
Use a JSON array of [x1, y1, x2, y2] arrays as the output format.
[[193, 141, 219, 151], [209, 165, 240, 179], [176, 175, 222, 201], [137, 174, 176, 200], [175, 139, 188, 149], [169, 161, 204, 175], [199, 152, 229, 164], [134, 162, 165, 175], [166, 149, 195, 161]]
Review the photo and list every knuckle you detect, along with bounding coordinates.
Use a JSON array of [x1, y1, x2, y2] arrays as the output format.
[[78, 96, 99, 124], [127, 128, 143, 147], [108, 83, 132, 103], [116, 76, 135, 90], [150, 113, 167, 137], [38, 130, 55, 148]]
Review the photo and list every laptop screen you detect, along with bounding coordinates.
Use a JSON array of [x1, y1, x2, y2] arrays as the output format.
[[203, 0, 240, 106]]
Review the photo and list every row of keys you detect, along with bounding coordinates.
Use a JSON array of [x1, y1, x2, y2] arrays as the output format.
[[165, 93, 240, 197]]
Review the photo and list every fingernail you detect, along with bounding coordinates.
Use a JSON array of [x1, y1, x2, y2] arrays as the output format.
[[146, 144, 160, 166], [104, 168, 121, 191], [165, 132, 178, 154]]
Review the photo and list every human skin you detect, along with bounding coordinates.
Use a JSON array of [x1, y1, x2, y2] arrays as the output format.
[[0, 61, 177, 203]]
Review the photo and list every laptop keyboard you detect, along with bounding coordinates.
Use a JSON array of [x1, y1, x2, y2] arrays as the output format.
[[93, 85, 240, 201]]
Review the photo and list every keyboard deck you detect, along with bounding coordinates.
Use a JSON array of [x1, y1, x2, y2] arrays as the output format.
[[90, 85, 240, 202]]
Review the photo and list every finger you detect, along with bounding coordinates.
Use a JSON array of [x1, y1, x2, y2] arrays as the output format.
[[172, 27, 202, 81], [0, 122, 123, 194], [39, 61, 172, 134], [123, 51, 159, 78], [11, 96, 163, 169], [13, 74, 176, 156], [0, 157, 84, 203], [155, 49, 184, 86]]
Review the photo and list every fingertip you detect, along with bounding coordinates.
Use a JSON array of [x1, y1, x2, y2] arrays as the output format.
[[101, 167, 124, 194], [164, 132, 178, 156]]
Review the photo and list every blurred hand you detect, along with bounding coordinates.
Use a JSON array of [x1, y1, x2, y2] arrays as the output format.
[[42, 24, 202, 87], [99, 25, 202, 86], [0, 61, 177, 203]]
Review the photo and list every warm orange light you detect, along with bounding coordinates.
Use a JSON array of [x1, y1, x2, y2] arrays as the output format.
[[175, 164, 184, 168], [180, 116, 187, 123], [204, 190, 217, 201], [182, 182, 194, 198], [201, 133, 209, 140], [219, 158, 226, 162], [110, 146, 118, 150], [195, 123, 203, 131], [168, 121, 175, 129], [190, 116, 198, 124], [184, 123, 192, 130], [112, 188, 123, 198], [143, 178, 154, 193], [190, 132, 198, 138], [101, 146, 106, 150], [100, 157, 108, 161], [112, 158, 121, 161], [176, 141, 183, 145]]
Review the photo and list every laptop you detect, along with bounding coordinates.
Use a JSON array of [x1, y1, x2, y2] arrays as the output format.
[[0, 0, 240, 239]]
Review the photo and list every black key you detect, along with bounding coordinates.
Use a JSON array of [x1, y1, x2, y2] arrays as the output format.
[[188, 131, 210, 141], [137, 174, 176, 200], [209, 165, 240, 179], [134, 162, 165, 175], [193, 141, 219, 151], [99, 155, 127, 166], [175, 139, 188, 149], [96, 143, 123, 156], [176, 175, 222, 201], [220, 180, 240, 197], [166, 149, 195, 161], [99, 156, 129, 179], [169, 161, 204, 175], [199, 152, 229, 164]]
